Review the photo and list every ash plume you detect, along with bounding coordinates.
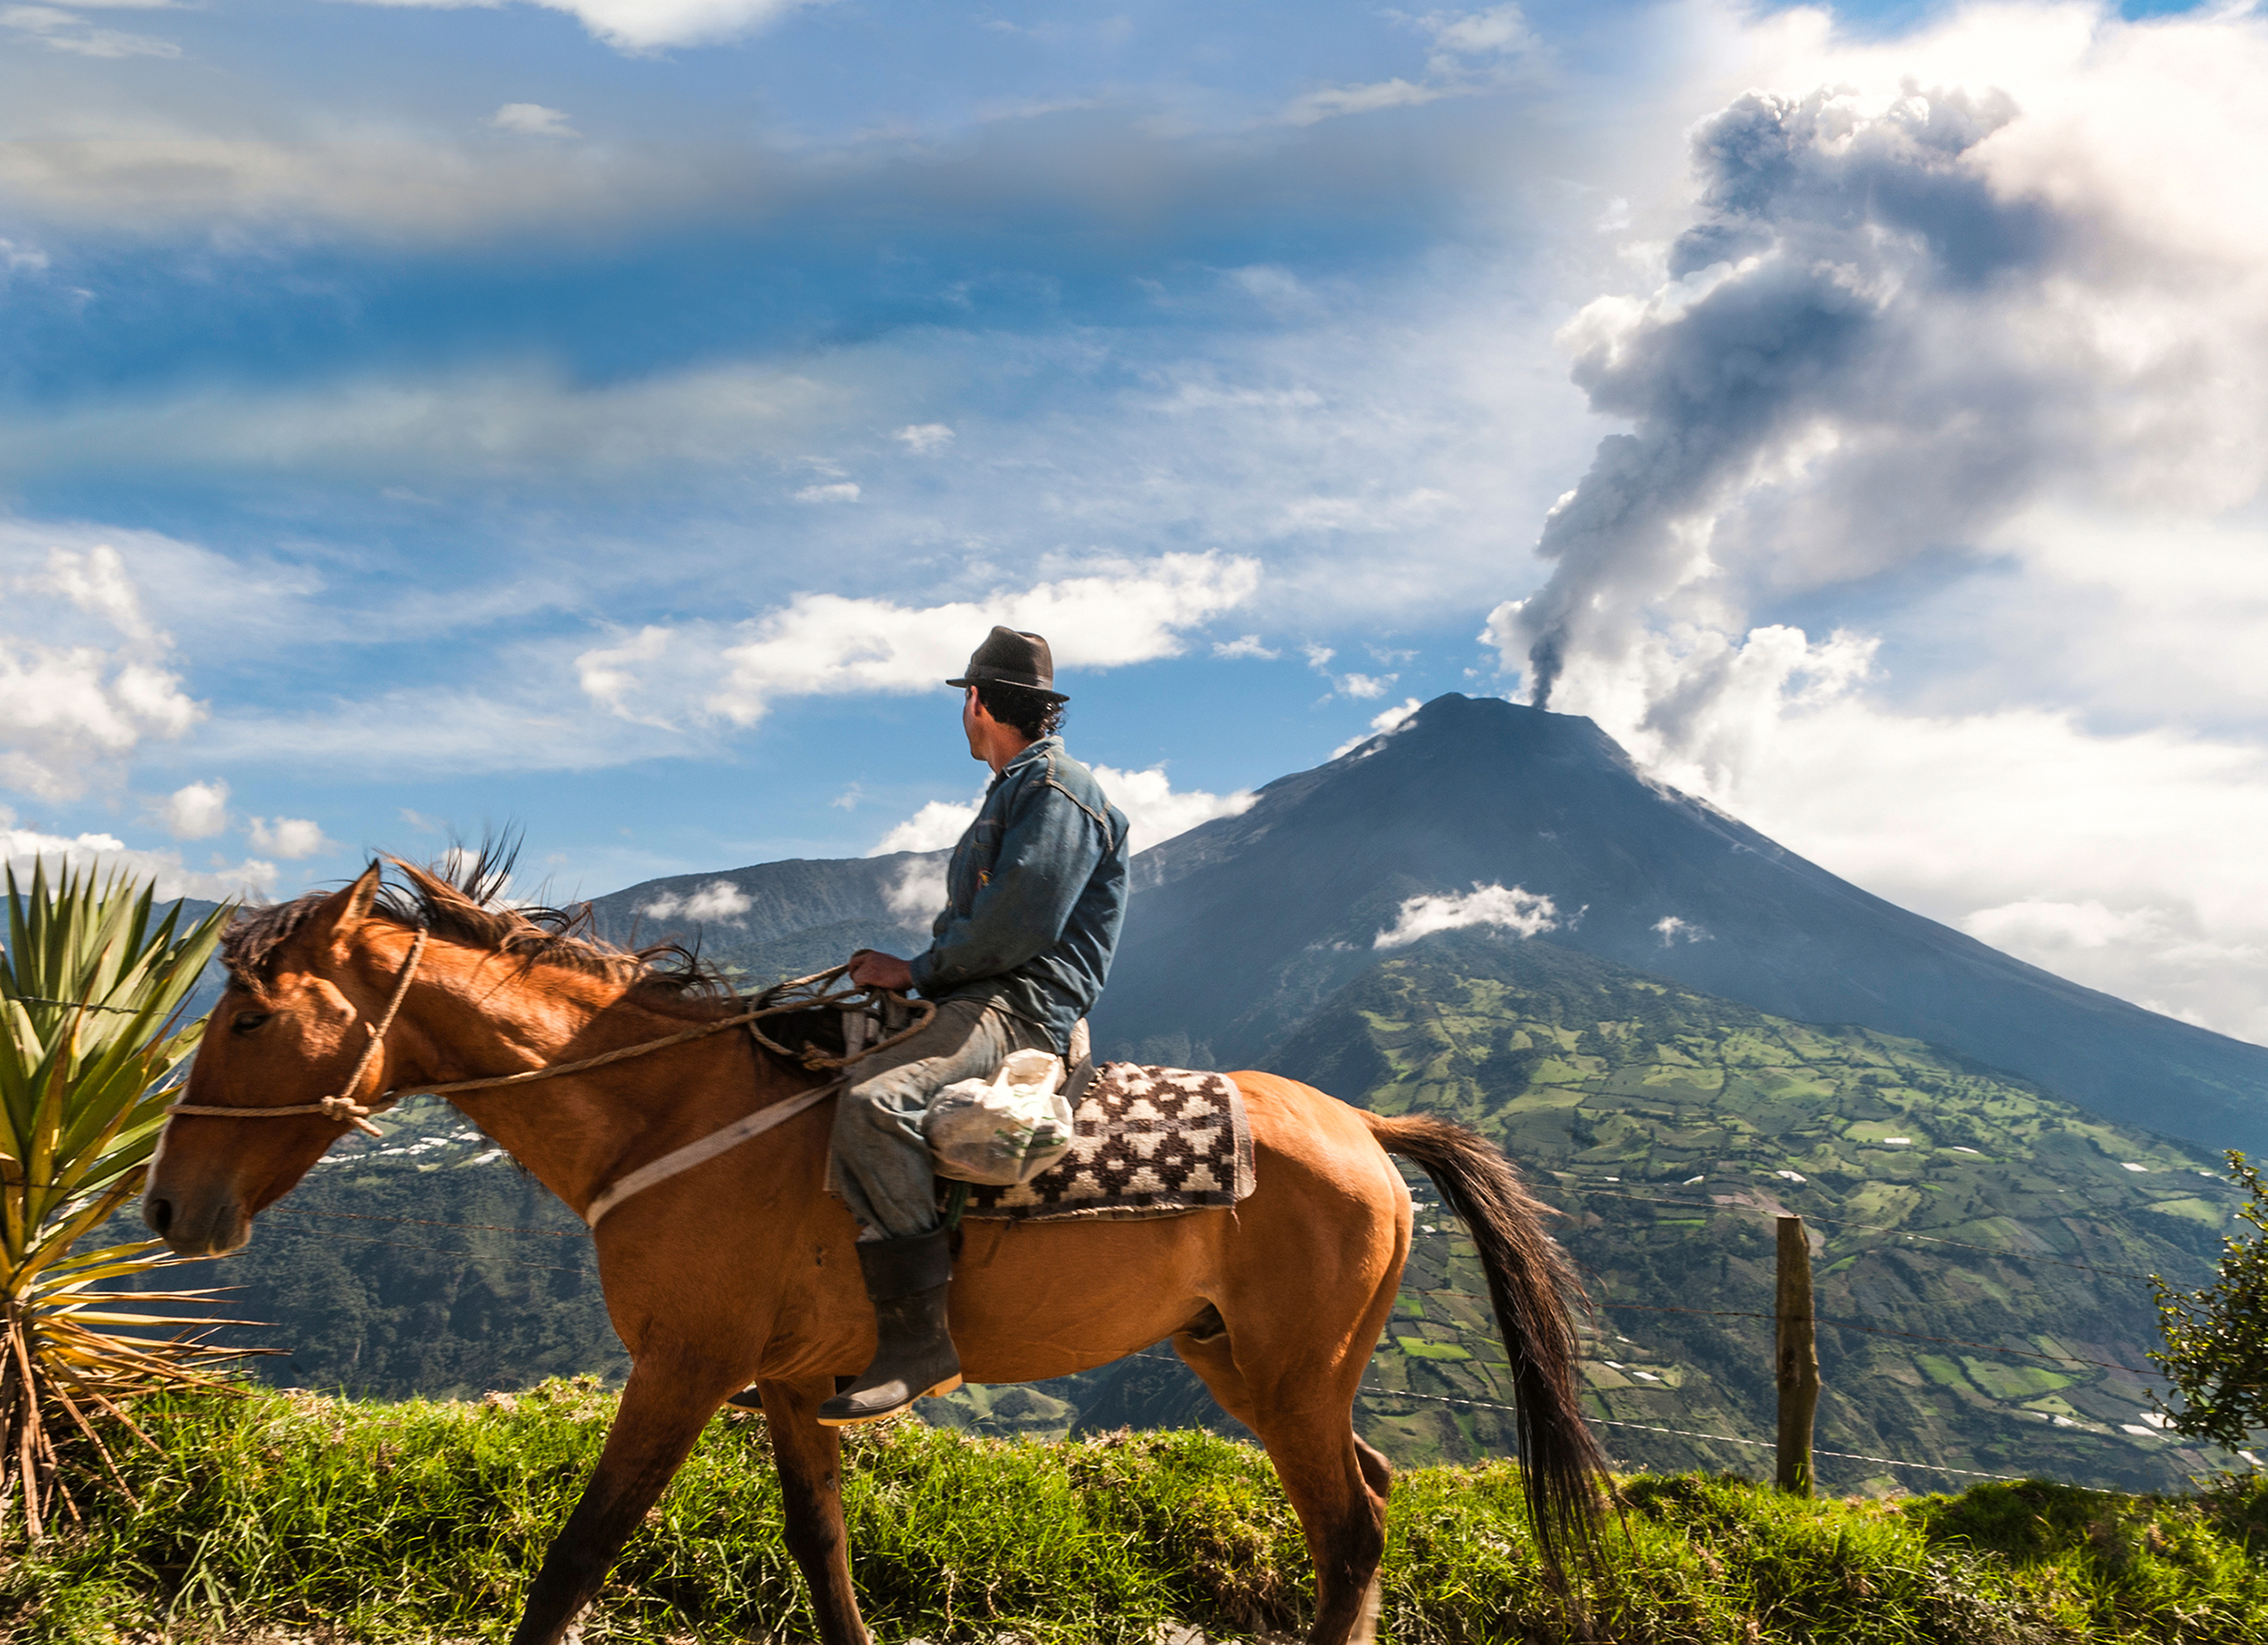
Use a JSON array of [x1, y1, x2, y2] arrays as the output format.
[[1496, 82, 2061, 710]]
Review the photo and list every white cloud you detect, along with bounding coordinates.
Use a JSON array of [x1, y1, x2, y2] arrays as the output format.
[[574, 626, 677, 727], [247, 816, 331, 860], [342, 0, 817, 52], [1376, 883, 1560, 949], [637, 878, 752, 924], [0, 361, 845, 485], [1333, 696, 1423, 757], [2, 3, 180, 57], [189, 676, 706, 778], [1605, 664, 2268, 1043], [1961, 899, 2152, 955], [1422, 4, 1536, 62], [580, 553, 1258, 727], [1273, 3, 1537, 127], [1277, 78, 1445, 129], [869, 765, 1252, 864], [0, 543, 203, 801], [1371, 696, 1423, 734], [491, 103, 576, 138], [894, 423, 954, 453], [1213, 635, 1278, 660], [1089, 765, 1255, 855], [29, 541, 155, 640], [161, 780, 229, 841], [1, 812, 276, 903], [882, 857, 947, 925], [1299, 641, 1403, 703], [0, 132, 676, 239], [793, 481, 861, 504], [1276, 486, 1453, 535], [870, 800, 977, 856], [1653, 915, 1708, 946]]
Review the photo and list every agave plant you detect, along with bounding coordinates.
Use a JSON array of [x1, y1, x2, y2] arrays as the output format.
[[0, 860, 240, 1537]]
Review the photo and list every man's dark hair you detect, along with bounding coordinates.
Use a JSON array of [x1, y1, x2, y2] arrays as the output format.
[[974, 681, 1065, 740]]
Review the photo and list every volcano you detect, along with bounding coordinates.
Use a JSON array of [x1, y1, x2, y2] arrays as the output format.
[[595, 693, 2268, 1154], [1090, 694, 2268, 1154]]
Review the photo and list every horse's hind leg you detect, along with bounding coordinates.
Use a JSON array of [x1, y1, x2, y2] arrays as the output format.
[[509, 1354, 737, 1645], [1175, 1329, 1394, 1645], [753, 1377, 869, 1645]]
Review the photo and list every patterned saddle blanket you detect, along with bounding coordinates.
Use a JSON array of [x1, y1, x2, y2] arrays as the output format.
[[956, 1063, 1256, 1223]]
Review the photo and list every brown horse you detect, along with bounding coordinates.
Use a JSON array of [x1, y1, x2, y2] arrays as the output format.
[[144, 857, 1605, 1645]]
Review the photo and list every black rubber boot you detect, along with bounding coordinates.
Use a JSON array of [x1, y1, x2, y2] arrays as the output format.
[[815, 1228, 961, 1426]]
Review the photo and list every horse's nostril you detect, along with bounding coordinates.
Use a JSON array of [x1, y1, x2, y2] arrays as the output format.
[[144, 1195, 174, 1236]]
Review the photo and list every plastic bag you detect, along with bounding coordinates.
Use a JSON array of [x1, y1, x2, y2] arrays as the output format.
[[927, 1047, 1076, 1187]]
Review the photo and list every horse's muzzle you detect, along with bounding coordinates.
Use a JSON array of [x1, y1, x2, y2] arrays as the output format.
[[142, 1186, 251, 1257]]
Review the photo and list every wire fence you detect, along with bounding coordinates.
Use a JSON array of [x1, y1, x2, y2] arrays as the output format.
[[1123, 1351, 2029, 1484], [1598, 1303, 2156, 1377], [1543, 1183, 2173, 1283]]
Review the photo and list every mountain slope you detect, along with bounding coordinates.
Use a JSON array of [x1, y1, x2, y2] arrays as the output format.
[[1172, 930, 2246, 1490], [584, 850, 945, 984], [1095, 694, 2268, 1154]]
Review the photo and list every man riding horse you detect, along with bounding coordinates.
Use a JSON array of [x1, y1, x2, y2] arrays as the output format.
[[822, 625, 1130, 1426], [148, 630, 1605, 1638]]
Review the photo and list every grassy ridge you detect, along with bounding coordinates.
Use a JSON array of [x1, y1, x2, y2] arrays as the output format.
[[1, 1382, 2262, 1643]]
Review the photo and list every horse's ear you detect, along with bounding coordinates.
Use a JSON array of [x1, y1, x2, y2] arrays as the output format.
[[308, 864, 385, 955]]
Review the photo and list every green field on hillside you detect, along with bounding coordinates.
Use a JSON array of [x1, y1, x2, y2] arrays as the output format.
[[5, 1383, 2264, 1644], [1269, 932, 2251, 1490]]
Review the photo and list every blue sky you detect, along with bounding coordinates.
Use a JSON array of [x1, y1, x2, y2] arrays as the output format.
[[7, 0, 2268, 1042]]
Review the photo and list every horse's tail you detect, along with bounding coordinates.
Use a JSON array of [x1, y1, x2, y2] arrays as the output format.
[[1364, 1111, 1608, 1573]]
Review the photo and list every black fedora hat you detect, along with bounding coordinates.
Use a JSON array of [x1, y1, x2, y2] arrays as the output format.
[[946, 626, 1068, 701]]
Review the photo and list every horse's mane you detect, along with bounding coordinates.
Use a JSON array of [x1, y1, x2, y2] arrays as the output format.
[[220, 838, 733, 1007]]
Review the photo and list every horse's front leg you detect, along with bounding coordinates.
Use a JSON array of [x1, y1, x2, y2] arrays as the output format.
[[509, 1353, 737, 1645], [755, 1376, 870, 1645]]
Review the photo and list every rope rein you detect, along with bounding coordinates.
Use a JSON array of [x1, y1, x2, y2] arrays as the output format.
[[162, 933, 935, 1139]]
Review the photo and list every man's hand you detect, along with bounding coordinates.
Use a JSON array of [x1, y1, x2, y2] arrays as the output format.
[[847, 949, 916, 992]]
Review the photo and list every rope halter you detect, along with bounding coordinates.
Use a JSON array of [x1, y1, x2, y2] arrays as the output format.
[[166, 926, 430, 1138]]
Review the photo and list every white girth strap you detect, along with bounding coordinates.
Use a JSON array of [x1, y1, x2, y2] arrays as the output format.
[[581, 1079, 839, 1229]]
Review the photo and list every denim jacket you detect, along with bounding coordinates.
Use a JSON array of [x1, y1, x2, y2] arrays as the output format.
[[908, 736, 1131, 1055]]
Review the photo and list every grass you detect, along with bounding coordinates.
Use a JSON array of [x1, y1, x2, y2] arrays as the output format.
[[0, 1380, 2260, 1643]]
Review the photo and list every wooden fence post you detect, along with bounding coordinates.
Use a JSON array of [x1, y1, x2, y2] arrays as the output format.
[[1776, 1214, 1819, 1497]]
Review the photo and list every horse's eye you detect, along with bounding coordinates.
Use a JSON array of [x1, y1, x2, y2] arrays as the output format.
[[231, 1011, 271, 1035]]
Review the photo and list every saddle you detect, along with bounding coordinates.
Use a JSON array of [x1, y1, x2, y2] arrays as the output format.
[[952, 1059, 1255, 1223], [819, 1001, 1257, 1224]]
